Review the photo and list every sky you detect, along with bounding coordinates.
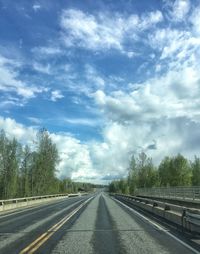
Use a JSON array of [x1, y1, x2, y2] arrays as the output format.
[[0, 0, 200, 184]]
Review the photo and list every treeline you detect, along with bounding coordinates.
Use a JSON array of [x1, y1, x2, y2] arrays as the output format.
[[109, 152, 200, 194], [0, 129, 94, 199]]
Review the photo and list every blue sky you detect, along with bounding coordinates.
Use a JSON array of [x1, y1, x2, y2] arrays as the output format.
[[0, 0, 200, 183]]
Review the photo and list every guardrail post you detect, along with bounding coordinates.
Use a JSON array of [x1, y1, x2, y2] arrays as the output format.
[[181, 208, 186, 232], [192, 188, 195, 200]]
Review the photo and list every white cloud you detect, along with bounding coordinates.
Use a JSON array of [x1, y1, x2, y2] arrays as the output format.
[[146, 2, 200, 74], [2, 2, 200, 184], [33, 62, 51, 74], [0, 55, 46, 105], [64, 117, 100, 127], [190, 6, 200, 35], [50, 133, 97, 181], [94, 66, 200, 123], [85, 65, 105, 88], [33, 4, 41, 12], [0, 117, 37, 146], [91, 116, 200, 175], [164, 0, 190, 22], [87, 3, 200, 178], [50, 90, 64, 101], [1, 53, 200, 185], [91, 60, 200, 171], [32, 46, 62, 56], [148, 26, 200, 72], [27, 117, 42, 125], [60, 9, 163, 53], [172, 0, 190, 21], [0, 116, 99, 182], [126, 51, 135, 58], [0, 116, 136, 183]]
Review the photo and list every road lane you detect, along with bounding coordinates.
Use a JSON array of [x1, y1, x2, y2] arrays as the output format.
[[105, 195, 189, 254], [93, 195, 123, 254], [20, 197, 94, 254], [0, 193, 199, 254], [50, 193, 199, 254], [0, 195, 91, 254], [51, 194, 99, 254]]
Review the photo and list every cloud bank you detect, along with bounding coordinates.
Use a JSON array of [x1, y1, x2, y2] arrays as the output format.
[[1, 0, 200, 183]]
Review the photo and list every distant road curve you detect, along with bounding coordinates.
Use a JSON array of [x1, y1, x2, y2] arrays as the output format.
[[0, 193, 199, 254]]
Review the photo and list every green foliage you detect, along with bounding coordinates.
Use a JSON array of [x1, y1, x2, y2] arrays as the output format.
[[109, 152, 197, 195], [58, 178, 94, 193], [158, 154, 191, 186], [136, 152, 158, 188], [191, 156, 200, 186], [0, 129, 94, 199], [0, 131, 20, 198], [109, 152, 159, 194], [31, 129, 60, 195]]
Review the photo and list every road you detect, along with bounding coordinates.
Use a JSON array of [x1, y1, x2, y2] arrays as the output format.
[[0, 193, 199, 254]]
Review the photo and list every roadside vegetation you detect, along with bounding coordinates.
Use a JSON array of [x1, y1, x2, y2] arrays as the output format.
[[109, 152, 200, 194], [0, 129, 94, 199]]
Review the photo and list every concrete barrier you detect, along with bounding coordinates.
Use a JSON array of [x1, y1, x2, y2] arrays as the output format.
[[184, 209, 200, 233], [0, 192, 88, 212], [112, 193, 200, 234], [137, 195, 200, 209]]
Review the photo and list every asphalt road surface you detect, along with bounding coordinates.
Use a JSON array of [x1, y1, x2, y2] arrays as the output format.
[[0, 193, 199, 254]]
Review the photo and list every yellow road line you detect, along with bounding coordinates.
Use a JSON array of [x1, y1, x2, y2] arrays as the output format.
[[28, 231, 54, 254], [20, 203, 81, 254], [28, 206, 82, 253], [20, 232, 48, 254], [19, 197, 93, 254]]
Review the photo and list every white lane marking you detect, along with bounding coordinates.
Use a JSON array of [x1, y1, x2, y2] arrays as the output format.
[[111, 196, 168, 231], [112, 197, 200, 254]]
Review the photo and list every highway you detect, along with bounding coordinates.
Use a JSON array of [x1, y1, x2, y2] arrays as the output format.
[[0, 193, 199, 254]]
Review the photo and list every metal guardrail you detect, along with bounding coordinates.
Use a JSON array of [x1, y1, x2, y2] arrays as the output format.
[[112, 193, 200, 234], [0, 192, 88, 211], [185, 210, 200, 226], [136, 186, 200, 200], [113, 193, 186, 213], [0, 193, 67, 203]]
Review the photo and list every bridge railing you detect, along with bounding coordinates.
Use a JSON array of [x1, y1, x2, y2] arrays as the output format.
[[0, 192, 88, 212], [112, 193, 200, 234], [136, 186, 200, 200]]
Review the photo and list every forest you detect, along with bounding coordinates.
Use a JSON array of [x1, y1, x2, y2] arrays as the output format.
[[109, 152, 200, 194], [0, 129, 94, 199]]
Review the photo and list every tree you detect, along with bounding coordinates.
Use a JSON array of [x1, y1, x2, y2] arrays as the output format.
[[108, 180, 118, 193], [0, 128, 95, 199], [32, 129, 59, 195], [172, 154, 191, 186], [18, 145, 33, 197], [191, 156, 200, 186], [137, 152, 158, 188], [0, 130, 8, 198], [3, 138, 20, 198], [158, 156, 172, 187], [127, 155, 138, 194], [159, 154, 191, 186]]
